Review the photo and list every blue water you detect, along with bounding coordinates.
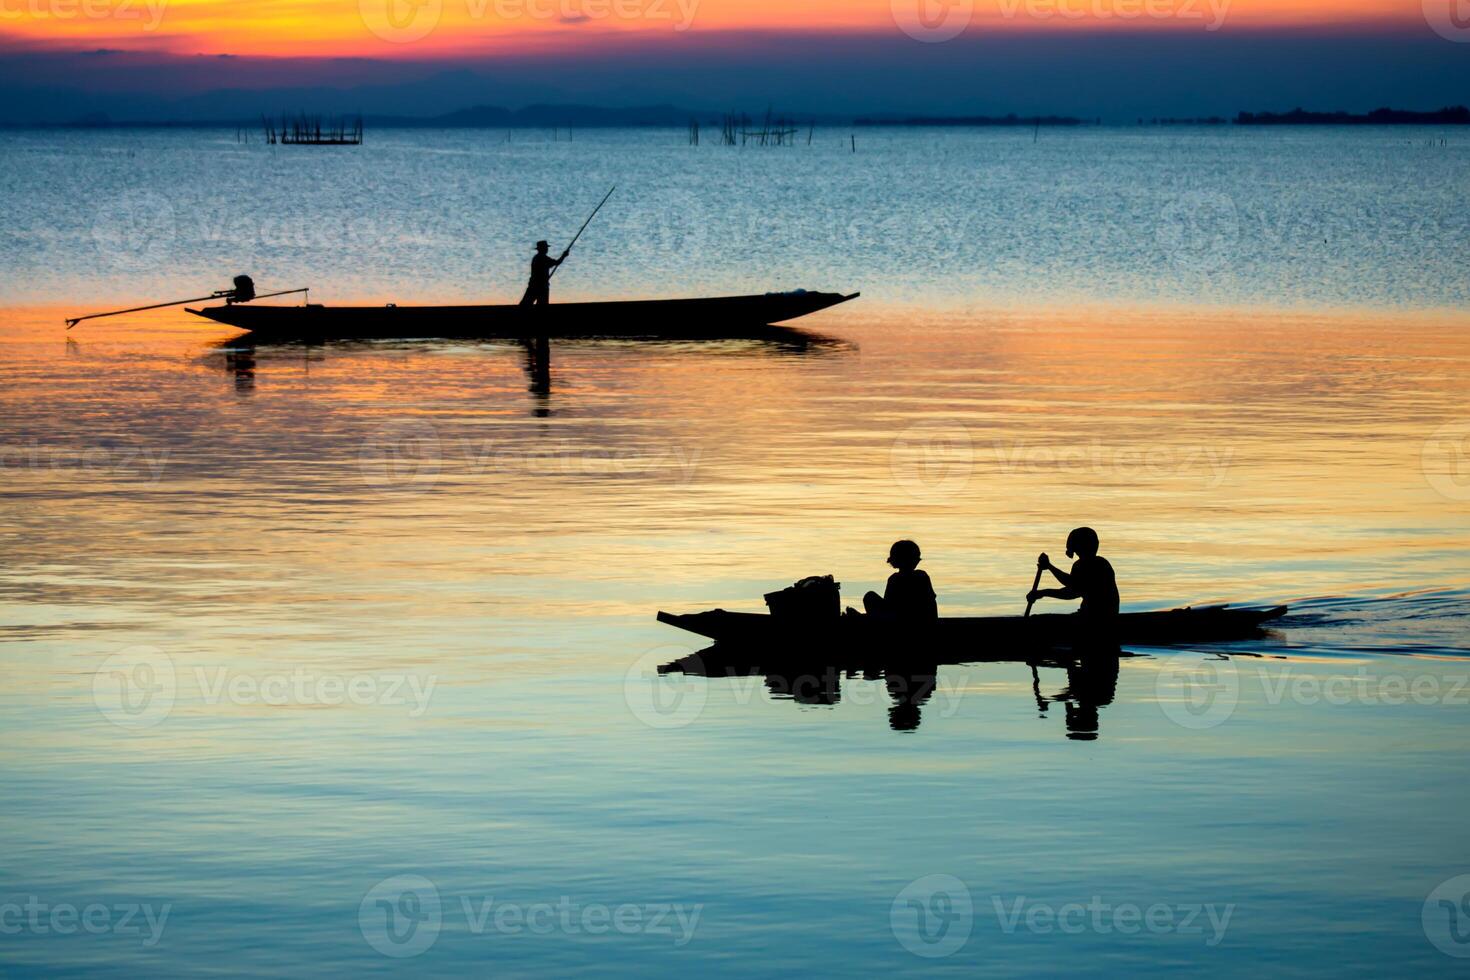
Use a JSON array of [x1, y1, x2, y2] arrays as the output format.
[[2, 129, 1470, 977], [0, 126, 1467, 310]]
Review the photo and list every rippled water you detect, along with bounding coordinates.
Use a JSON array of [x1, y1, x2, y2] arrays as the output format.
[[3, 128, 1470, 977], [2, 126, 1468, 310]]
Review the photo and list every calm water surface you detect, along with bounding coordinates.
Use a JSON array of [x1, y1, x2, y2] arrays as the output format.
[[2, 126, 1468, 310], [2, 127, 1470, 977]]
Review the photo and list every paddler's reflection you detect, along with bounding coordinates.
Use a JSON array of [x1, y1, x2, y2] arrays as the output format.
[[1032, 653, 1119, 740]]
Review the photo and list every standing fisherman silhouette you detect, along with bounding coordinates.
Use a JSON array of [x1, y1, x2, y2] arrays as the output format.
[[519, 186, 616, 308], [520, 241, 568, 307], [1027, 527, 1120, 621]]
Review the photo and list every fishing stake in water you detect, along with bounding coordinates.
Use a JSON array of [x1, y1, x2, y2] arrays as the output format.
[[548, 186, 615, 280], [65, 275, 309, 330]]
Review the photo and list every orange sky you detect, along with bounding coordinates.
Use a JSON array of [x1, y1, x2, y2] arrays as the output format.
[[0, 0, 1423, 58]]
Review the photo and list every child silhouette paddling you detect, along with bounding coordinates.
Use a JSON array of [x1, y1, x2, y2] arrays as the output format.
[[1028, 527, 1119, 621]]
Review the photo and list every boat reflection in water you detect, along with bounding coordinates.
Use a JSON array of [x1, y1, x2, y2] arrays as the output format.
[[659, 646, 1125, 737], [207, 325, 848, 414], [222, 347, 256, 392]]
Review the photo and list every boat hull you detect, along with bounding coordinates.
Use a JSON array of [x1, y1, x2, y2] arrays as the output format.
[[656, 604, 1288, 657], [188, 291, 860, 341]]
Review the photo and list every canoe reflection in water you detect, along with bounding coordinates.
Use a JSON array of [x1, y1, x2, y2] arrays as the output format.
[[208, 326, 847, 414], [659, 647, 1124, 737]]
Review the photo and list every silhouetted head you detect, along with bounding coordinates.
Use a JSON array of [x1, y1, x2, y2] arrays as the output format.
[[887, 539, 921, 571], [535, 240, 550, 253], [1066, 527, 1100, 559]]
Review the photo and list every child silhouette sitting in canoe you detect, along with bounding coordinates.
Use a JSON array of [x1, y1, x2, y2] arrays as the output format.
[[1028, 527, 1120, 621], [862, 540, 939, 622]]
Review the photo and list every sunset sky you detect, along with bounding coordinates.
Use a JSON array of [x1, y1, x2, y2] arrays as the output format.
[[1, 0, 1466, 120], [0, 0, 1433, 55]]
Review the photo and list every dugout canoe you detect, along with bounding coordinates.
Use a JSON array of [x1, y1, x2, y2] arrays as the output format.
[[656, 604, 1289, 651], [187, 290, 860, 340]]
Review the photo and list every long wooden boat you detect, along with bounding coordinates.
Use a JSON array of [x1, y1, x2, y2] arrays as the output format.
[[188, 290, 860, 341], [656, 604, 1288, 652]]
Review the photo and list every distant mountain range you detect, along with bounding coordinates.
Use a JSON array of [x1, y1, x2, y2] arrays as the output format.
[[373, 103, 716, 128], [25, 103, 807, 129], [853, 114, 1087, 127], [7, 103, 1469, 129], [1236, 106, 1470, 125]]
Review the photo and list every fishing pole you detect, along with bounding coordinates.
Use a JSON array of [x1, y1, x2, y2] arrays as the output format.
[[549, 186, 615, 279], [65, 277, 308, 330]]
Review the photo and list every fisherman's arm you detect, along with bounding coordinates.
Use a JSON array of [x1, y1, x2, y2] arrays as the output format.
[[1037, 553, 1074, 588]]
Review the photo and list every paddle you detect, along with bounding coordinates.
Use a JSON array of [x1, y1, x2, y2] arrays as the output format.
[[1024, 555, 1045, 618], [548, 185, 615, 280]]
